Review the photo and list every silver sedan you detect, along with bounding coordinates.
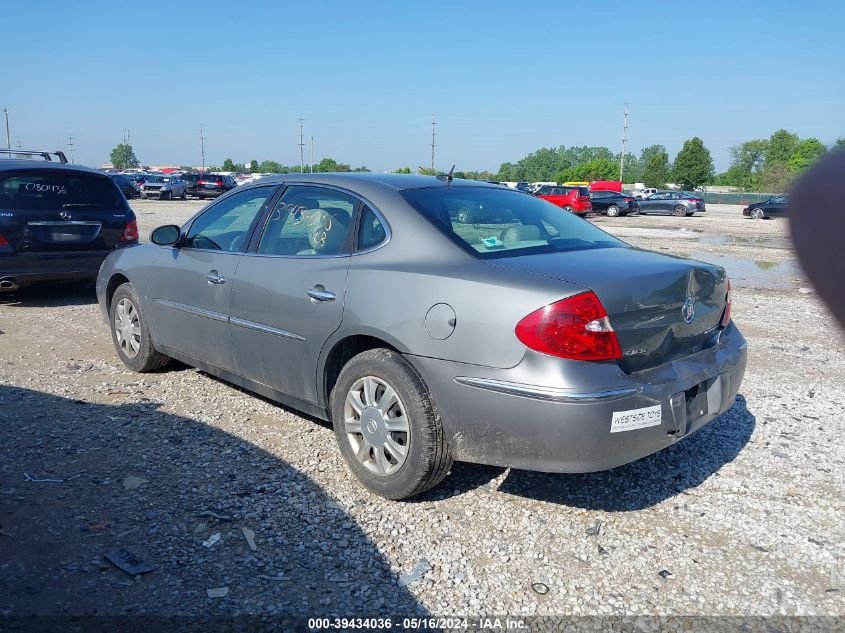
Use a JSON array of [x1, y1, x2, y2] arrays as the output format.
[[97, 174, 745, 499]]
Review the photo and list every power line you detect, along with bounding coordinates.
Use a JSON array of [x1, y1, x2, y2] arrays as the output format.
[[298, 119, 305, 173], [430, 114, 437, 172], [620, 102, 629, 182], [199, 124, 206, 171]]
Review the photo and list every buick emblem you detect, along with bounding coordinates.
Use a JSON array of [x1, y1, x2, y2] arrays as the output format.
[[59, 211, 72, 220], [682, 296, 696, 324]]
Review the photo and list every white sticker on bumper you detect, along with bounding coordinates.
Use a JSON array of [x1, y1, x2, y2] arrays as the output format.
[[610, 404, 662, 433]]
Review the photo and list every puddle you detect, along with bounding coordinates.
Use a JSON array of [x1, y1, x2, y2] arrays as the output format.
[[687, 252, 803, 290], [698, 234, 785, 248]]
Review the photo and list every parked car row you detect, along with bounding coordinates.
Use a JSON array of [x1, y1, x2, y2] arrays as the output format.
[[102, 170, 238, 200]]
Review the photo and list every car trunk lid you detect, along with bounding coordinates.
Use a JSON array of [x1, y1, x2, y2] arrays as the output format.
[[492, 247, 728, 372]]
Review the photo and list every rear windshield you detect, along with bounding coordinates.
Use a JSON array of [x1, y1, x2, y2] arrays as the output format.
[[0, 170, 127, 211], [402, 186, 627, 259]]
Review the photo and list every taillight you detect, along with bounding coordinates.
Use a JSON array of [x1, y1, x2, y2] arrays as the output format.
[[216, 180, 224, 186], [515, 291, 622, 361], [120, 220, 139, 243], [0, 233, 8, 246], [721, 279, 732, 327], [624, 197, 633, 202]]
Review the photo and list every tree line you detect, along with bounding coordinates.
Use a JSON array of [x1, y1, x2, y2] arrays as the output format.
[[109, 129, 843, 192]]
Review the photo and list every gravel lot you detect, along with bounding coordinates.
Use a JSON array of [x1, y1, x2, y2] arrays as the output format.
[[1, 198, 843, 620]]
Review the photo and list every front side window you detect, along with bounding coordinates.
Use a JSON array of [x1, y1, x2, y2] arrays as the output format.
[[184, 186, 274, 251], [257, 185, 357, 256], [402, 186, 626, 259]]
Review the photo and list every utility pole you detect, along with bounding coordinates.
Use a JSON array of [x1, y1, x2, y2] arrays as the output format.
[[619, 102, 629, 183], [67, 133, 74, 163], [3, 109, 9, 149], [199, 124, 206, 171], [310, 136, 314, 173], [15, 136, 22, 150], [298, 119, 305, 173], [122, 128, 130, 144], [430, 114, 437, 172]]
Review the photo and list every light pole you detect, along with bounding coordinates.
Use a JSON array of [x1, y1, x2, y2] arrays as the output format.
[[310, 136, 314, 173], [3, 109, 10, 149]]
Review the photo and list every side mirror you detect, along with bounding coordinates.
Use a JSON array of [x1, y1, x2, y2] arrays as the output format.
[[151, 224, 182, 246]]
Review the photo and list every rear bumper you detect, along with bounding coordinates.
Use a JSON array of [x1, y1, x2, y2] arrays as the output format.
[[408, 323, 747, 472], [0, 250, 113, 288], [197, 190, 224, 198]]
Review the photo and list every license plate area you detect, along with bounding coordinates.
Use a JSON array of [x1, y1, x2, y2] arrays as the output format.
[[685, 382, 709, 421]]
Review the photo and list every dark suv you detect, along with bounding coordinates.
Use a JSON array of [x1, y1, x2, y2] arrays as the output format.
[[196, 174, 237, 198], [0, 150, 138, 292], [181, 172, 204, 197]]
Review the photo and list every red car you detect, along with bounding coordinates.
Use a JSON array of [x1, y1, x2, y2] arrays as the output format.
[[534, 184, 592, 216]]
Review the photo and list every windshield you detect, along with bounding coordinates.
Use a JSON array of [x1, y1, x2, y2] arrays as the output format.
[[0, 170, 127, 211], [146, 176, 170, 183], [402, 186, 627, 259]]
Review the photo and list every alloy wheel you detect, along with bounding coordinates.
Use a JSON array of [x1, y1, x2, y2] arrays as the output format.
[[114, 298, 141, 358], [343, 375, 409, 476]]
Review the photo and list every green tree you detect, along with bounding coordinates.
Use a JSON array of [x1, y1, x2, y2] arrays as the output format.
[[221, 158, 237, 172], [248, 159, 258, 172], [617, 152, 639, 183], [765, 129, 800, 167], [109, 143, 139, 170], [554, 158, 619, 183], [418, 167, 438, 176], [257, 160, 283, 173], [641, 148, 671, 188], [758, 163, 795, 193], [672, 137, 714, 190], [834, 138, 845, 151], [788, 138, 826, 172], [392, 167, 412, 174]]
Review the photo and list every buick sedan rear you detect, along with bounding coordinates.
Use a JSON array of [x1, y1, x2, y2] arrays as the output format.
[[96, 174, 746, 499]]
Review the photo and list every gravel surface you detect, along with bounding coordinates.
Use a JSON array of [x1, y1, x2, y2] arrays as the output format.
[[1, 199, 843, 619]]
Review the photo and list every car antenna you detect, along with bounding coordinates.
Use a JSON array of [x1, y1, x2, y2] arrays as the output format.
[[436, 165, 456, 183]]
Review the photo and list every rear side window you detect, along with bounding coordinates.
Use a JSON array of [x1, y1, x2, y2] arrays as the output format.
[[0, 170, 127, 211], [402, 187, 626, 259], [358, 205, 387, 250], [257, 185, 357, 257]]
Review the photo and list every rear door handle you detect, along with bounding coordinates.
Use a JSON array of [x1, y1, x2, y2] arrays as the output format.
[[307, 288, 335, 302], [206, 271, 226, 285]]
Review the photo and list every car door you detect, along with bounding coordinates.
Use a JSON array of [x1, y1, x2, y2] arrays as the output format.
[[229, 184, 359, 403], [639, 192, 663, 213], [769, 195, 788, 217], [145, 185, 276, 371], [588, 191, 607, 212]]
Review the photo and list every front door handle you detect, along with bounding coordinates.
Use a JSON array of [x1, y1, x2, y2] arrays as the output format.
[[206, 271, 226, 285], [307, 287, 335, 302]]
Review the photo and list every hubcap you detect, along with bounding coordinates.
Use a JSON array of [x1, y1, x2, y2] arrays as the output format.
[[343, 376, 409, 476], [114, 298, 141, 358]]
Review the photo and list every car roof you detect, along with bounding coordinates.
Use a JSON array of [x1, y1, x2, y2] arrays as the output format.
[[0, 159, 109, 177], [242, 172, 505, 192]]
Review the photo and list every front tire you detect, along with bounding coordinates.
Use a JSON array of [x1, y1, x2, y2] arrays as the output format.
[[563, 205, 574, 213], [331, 349, 452, 499], [750, 207, 766, 219], [606, 204, 620, 217], [109, 283, 169, 372]]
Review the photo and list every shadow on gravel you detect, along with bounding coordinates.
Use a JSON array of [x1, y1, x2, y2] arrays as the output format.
[[0, 282, 97, 308], [496, 395, 756, 511], [0, 385, 426, 619]]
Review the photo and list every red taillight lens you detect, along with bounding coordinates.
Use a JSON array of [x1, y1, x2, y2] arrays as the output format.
[[216, 180, 224, 186], [515, 291, 622, 361], [721, 279, 732, 327], [0, 233, 8, 246], [120, 220, 139, 242]]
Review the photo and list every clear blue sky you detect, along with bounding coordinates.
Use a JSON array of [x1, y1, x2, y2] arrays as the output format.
[[4, 0, 843, 172]]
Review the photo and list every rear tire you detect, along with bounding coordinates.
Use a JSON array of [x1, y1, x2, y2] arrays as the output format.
[[109, 283, 169, 373], [331, 349, 452, 500], [673, 204, 686, 217], [750, 207, 766, 219], [181, 189, 187, 200], [606, 204, 620, 217], [563, 205, 574, 213]]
